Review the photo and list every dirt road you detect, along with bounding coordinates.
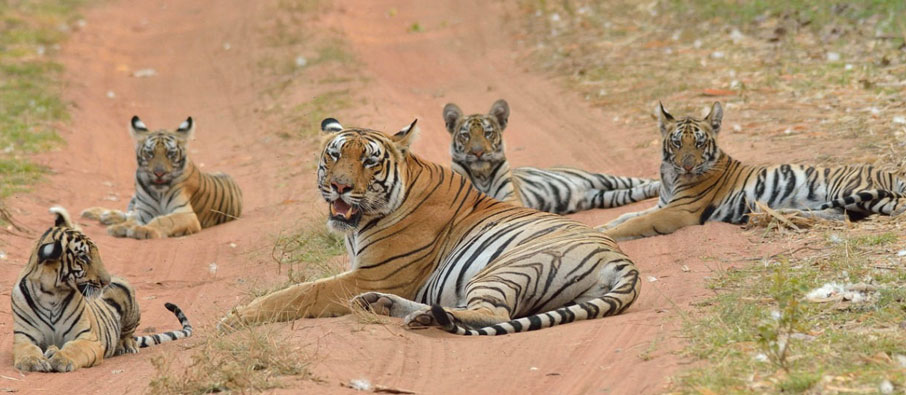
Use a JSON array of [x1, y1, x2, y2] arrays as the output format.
[[0, 0, 781, 393]]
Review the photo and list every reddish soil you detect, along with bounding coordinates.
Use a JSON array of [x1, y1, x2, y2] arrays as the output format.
[[0, 0, 785, 393]]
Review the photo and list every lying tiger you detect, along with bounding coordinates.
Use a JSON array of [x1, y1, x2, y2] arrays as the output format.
[[12, 207, 192, 372], [82, 116, 242, 239], [444, 99, 659, 214], [219, 117, 640, 335], [599, 101, 906, 241]]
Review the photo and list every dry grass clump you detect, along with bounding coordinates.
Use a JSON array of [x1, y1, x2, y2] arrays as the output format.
[[148, 326, 312, 394]]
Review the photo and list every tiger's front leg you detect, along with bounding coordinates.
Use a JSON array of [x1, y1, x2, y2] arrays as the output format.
[[124, 211, 201, 239], [81, 207, 129, 225], [43, 337, 105, 372], [596, 205, 659, 230], [601, 205, 701, 241], [13, 335, 50, 372], [220, 271, 370, 331]]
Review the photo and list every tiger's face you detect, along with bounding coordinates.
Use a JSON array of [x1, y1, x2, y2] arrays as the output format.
[[130, 116, 194, 190], [317, 118, 418, 233], [658, 102, 723, 177], [444, 100, 510, 174], [29, 209, 111, 296]]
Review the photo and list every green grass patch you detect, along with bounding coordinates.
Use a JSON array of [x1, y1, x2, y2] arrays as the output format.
[[674, 231, 906, 393], [0, 0, 88, 198]]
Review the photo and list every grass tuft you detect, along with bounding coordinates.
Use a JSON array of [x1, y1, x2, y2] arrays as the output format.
[[148, 326, 311, 394], [0, 0, 86, 198]]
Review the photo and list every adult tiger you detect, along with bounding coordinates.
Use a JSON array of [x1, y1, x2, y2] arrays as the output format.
[[12, 207, 193, 372], [443, 99, 659, 214], [219, 118, 640, 335], [81, 116, 242, 239], [598, 101, 906, 241]]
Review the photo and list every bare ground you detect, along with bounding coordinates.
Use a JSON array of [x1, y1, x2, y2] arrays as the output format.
[[0, 0, 794, 393]]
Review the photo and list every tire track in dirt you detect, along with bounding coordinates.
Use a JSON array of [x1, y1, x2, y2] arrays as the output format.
[[0, 0, 784, 393]]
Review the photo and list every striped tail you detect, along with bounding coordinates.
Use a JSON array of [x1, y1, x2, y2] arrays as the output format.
[[135, 303, 193, 348], [431, 268, 640, 336], [816, 189, 906, 216]]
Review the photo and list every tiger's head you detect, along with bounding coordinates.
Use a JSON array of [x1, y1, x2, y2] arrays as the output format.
[[129, 116, 194, 191], [443, 99, 509, 174], [658, 101, 724, 177], [317, 117, 418, 233], [27, 206, 111, 296]]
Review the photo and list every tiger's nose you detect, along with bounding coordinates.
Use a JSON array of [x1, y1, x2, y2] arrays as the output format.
[[154, 170, 166, 178], [471, 149, 484, 159], [331, 182, 352, 194]]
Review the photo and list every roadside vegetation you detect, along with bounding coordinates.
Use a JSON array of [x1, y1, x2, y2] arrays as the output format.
[[518, 1, 906, 393], [0, 0, 89, 199]]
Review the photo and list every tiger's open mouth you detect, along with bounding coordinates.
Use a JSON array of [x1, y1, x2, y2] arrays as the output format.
[[329, 199, 362, 226]]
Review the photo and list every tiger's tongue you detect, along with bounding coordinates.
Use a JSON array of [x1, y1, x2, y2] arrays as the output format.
[[333, 200, 353, 217]]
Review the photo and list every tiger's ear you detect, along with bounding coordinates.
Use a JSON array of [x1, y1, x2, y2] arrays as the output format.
[[656, 101, 675, 137], [443, 104, 462, 134], [49, 205, 76, 229], [130, 115, 149, 138], [704, 101, 723, 134], [176, 117, 195, 140], [392, 119, 419, 154], [321, 118, 344, 133], [489, 99, 510, 131], [37, 241, 62, 263]]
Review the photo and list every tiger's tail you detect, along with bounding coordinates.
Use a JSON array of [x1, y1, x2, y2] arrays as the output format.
[[431, 266, 640, 336], [816, 189, 906, 216], [135, 303, 193, 347]]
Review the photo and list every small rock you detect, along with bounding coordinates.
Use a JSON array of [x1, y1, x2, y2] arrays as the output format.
[[295, 55, 307, 68], [894, 354, 906, 368], [348, 379, 372, 391], [229, 242, 237, 248], [529, 366, 539, 371], [106, 90, 116, 99], [549, 13, 560, 23], [826, 52, 841, 62], [732, 124, 742, 132], [879, 380, 894, 394], [893, 116, 906, 125], [132, 68, 157, 78], [844, 63, 853, 70], [693, 39, 702, 49], [897, 250, 906, 257], [711, 51, 724, 59], [111, 369, 124, 374], [222, 42, 231, 51], [0, 250, 7, 260], [208, 263, 218, 275], [681, 265, 690, 272], [754, 353, 769, 362], [770, 310, 782, 320], [647, 276, 658, 283], [729, 28, 744, 44]]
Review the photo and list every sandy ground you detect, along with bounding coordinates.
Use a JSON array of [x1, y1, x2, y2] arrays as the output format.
[[0, 0, 785, 393]]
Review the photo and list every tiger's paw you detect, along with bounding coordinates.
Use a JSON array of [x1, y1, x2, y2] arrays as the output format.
[[115, 338, 139, 355], [351, 292, 397, 316], [80, 207, 105, 221], [99, 210, 128, 225], [403, 308, 440, 329], [107, 223, 130, 238], [127, 225, 163, 240], [14, 355, 51, 372], [47, 352, 76, 372], [217, 309, 246, 334]]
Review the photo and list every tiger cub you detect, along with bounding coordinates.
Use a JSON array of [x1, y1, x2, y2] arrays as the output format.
[[82, 116, 242, 239], [219, 118, 640, 336], [443, 99, 659, 214], [12, 207, 192, 372], [598, 101, 906, 241]]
